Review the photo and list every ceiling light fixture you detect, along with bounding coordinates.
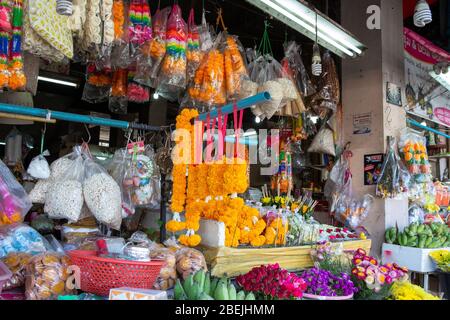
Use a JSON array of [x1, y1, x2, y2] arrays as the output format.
[[414, 0, 432, 28], [245, 0, 366, 58], [38, 76, 79, 88]]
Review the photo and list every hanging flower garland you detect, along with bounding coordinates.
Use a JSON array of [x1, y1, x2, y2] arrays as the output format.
[[113, 0, 126, 41], [7, 0, 25, 91]]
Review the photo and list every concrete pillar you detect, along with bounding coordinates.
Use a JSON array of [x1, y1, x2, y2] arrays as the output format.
[[341, 0, 408, 255]]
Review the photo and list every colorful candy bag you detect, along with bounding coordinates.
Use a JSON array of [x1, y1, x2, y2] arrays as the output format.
[[398, 128, 432, 184], [0, 159, 31, 226], [127, 64, 149, 103], [157, 4, 187, 100], [0, 0, 11, 89], [128, 0, 152, 60], [376, 137, 411, 199]]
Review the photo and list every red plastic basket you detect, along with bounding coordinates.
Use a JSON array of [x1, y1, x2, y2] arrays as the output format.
[[68, 250, 164, 297]]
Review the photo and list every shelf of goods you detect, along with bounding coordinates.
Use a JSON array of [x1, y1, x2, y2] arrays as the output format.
[[200, 239, 372, 278]]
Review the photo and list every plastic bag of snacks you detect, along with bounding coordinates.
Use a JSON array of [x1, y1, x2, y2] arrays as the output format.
[[1, 252, 31, 291], [109, 68, 128, 114], [149, 243, 177, 291], [174, 247, 208, 280], [311, 51, 340, 114], [398, 128, 431, 184], [108, 149, 135, 218], [186, 9, 202, 84], [284, 41, 316, 98], [44, 146, 85, 223], [157, 4, 187, 99], [0, 159, 32, 225], [82, 64, 112, 104], [83, 156, 122, 230], [127, 145, 157, 207], [307, 125, 336, 157], [198, 9, 214, 53], [0, 224, 49, 258], [244, 51, 264, 120], [25, 253, 74, 300], [334, 194, 374, 230], [187, 33, 226, 110], [27, 151, 51, 180], [127, 65, 150, 103], [134, 6, 171, 88], [376, 137, 411, 199]]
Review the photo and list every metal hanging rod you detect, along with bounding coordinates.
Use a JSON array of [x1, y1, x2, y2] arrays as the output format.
[[0, 103, 163, 131], [407, 118, 450, 140], [196, 92, 271, 121]]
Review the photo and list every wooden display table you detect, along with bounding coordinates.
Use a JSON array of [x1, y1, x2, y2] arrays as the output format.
[[200, 239, 372, 278]]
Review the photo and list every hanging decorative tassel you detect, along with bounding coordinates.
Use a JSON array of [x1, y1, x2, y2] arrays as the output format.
[[9, 0, 26, 91], [56, 0, 73, 16]]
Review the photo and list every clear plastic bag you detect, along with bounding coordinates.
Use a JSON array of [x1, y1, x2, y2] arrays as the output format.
[[409, 203, 425, 224], [199, 9, 213, 53], [311, 51, 340, 114], [307, 125, 336, 156], [108, 149, 135, 218], [83, 156, 122, 230], [0, 224, 50, 258], [334, 194, 374, 230], [157, 4, 187, 98], [127, 65, 150, 103], [129, 145, 157, 207], [187, 32, 226, 109], [149, 244, 177, 290], [44, 146, 85, 223], [134, 7, 171, 88], [324, 156, 352, 213], [224, 34, 248, 101], [82, 64, 112, 104], [174, 247, 208, 280], [25, 253, 74, 300], [398, 128, 432, 184], [284, 41, 316, 97], [111, 0, 131, 69], [1, 252, 32, 291], [376, 137, 411, 199], [186, 9, 202, 84], [0, 160, 32, 225], [128, 0, 152, 61], [27, 151, 51, 180], [109, 68, 128, 114]]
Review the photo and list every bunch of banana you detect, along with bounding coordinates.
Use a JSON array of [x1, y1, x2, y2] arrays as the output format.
[[174, 270, 256, 301], [385, 222, 450, 249]]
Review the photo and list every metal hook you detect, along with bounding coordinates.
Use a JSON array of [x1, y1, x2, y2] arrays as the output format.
[[82, 124, 91, 144]]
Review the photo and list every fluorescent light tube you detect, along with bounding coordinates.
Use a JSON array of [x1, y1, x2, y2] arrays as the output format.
[[0, 142, 5, 145], [38, 76, 79, 88], [246, 0, 366, 58], [430, 70, 450, 92]]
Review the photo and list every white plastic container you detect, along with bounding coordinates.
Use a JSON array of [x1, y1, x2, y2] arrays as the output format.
[[382, 243, 450, 273]]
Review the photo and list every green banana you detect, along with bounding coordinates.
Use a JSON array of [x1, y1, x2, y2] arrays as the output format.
[[245, 292, 256, 300], [174, 279, 187, 300], [194, 270, 206, 290], [183, 275, 194, 299], [203, 274, 211, 296], [417, 224, 425, 234], [214, 281, 229, 300], [210, 278, 219, 297], [236, 291, 246, 300], [228, 284, 237, 300], [425, 236, 433, 248], [385, 229, 393, 244], [418, 235, 426, 249], [402, 233, 408, 247], [198, 292, 214, 300], [187, 283, 200, 300]]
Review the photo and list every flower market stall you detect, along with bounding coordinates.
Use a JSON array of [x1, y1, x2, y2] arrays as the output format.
[[0, 0, 445, 302]]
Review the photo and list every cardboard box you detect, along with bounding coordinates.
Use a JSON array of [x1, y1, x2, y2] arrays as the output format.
[[109, 288, 168, 301], [382, 243, 450, 273]]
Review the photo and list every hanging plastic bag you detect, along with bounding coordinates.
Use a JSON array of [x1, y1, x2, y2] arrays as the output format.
[[83, 155, 122, 230], [398, 128, 432, 184], [1, 252, 31, 291], [157, 4, 187, 100], [128, 0, 152, 61], [109, 68, 128, 114], [311, 51, 340, 114], [307, 125, 336, 156], [27, 151, 51, 180], [376, 137, 411, 199], [334, 194, 374, 230], [224, 34, 249, 101], [127, 65, 150, 103], [187, 32, 226, 110], [134, 7, 171, 88], [324, 155, 352, 213], [44, 146, 85, 223], [0, 160, 31, 225], [186, 9, 202, 84], [82, 63, 112, 104], [284, 41, 316, 97], [244, 51, 265, 120], [111, 0, 131, 69]]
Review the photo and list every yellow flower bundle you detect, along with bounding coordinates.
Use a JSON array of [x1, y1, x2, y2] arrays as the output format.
[[207, 161, 226, 197], [264, 218, 288, 246], [390, 281, 440, 300], [223, 158, 249, 195]]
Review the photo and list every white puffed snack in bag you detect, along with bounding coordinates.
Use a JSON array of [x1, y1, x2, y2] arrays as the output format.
[[27, 151, 51, 180], [28, 180, 51, 204], [45, 180, 84, 222], [83, 157, 122, 230]]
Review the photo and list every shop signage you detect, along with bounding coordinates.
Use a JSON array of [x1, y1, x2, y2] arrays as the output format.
[[353, 112, 372, 135], [404, 27, 450, 127]]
